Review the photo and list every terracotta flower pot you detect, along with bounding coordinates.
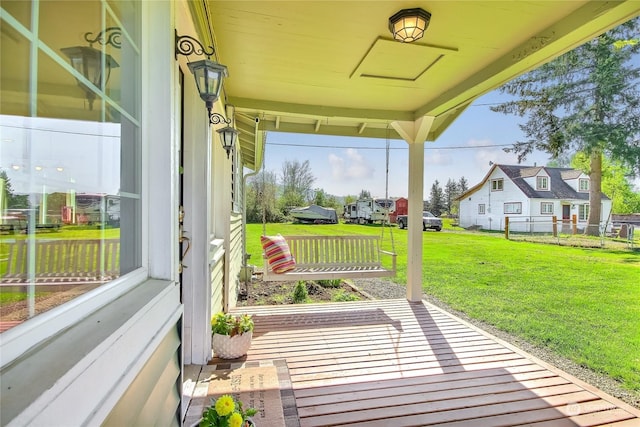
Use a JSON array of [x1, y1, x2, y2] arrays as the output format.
[[212, 331, 253, 359]]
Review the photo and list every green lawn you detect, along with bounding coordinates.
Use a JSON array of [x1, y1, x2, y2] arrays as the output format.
[[247, 222, 640, 393]]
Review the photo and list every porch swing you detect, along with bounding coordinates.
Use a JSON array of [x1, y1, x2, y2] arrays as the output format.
[[260, 132, 397, 282]]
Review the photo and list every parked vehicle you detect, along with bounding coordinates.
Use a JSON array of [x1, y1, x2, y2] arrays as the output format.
[[343, 198, 395, 224], [397, 211, 442, 231], [289, 204, 338, 224], [65, 193, 121, 226]]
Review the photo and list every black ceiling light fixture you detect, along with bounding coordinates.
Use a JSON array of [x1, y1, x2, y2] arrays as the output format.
[[388, 8, 431, 43], [61, 27, 121, 110], [175, 31, 238, 158]]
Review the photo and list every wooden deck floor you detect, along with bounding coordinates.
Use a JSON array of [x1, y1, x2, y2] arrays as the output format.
[[228, 299, 640, 427]]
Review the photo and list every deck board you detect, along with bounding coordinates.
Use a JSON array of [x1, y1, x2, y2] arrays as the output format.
[[231, 299, 639, 427]]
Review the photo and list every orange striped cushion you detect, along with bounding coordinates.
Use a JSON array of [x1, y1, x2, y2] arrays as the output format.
[[261, 235, 296, 273]]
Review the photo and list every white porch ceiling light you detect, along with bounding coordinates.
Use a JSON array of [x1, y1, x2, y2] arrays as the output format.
[[388, 8, 431, 43]]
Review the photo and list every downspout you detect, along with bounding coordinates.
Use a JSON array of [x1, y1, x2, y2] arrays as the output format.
[[240, 118, 264, 291]]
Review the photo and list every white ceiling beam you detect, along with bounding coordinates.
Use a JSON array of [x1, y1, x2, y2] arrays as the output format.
[[391, 116, 436, 144], [230, 97, 413, 122]]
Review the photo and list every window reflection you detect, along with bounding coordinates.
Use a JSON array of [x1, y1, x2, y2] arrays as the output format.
[[0, 0, 141, 333]]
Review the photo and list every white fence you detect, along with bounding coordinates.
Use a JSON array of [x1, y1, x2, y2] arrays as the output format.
[[505, 216, 636, 249]]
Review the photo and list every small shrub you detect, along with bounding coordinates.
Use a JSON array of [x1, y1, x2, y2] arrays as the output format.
[[317, 279, 342, 288], [292, 281, 308, 303], [332, 290, 359, 302]]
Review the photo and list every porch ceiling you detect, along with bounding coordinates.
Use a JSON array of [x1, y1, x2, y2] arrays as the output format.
[[202, 0, 640, 165]]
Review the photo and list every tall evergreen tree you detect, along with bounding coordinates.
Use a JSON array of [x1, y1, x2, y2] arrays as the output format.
[[571, 153, 640, 214], [428, 180, 445, 216], [443, 179, 459, 215], [0, 169, 29, 209], [491, 19, 640, 235], [358, 189, 371, 199], [458, 176, 468, 193]]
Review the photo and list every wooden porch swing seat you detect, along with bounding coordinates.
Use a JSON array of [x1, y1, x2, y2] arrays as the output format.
[[262, 235, 396, 281]]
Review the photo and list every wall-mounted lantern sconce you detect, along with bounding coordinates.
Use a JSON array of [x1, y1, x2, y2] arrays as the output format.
[[388, 8, 431, 43], [211, 113, 239, 159], [176, 31, 237, 157], [61, 27, 121, 110]]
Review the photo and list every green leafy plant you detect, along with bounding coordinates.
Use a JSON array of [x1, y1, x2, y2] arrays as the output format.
[[211, 313, 254, 337], [332, 290, 359, 302], [292, 281, 308, 303], [200, 394, 257, 427], [317, 279, 341, 288]]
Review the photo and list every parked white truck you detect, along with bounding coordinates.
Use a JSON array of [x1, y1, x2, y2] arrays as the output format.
[[396, 211, 442, 231], [344, 198, 395, 224]]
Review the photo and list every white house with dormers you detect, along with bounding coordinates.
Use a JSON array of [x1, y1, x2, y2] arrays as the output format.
[[457, 164, 612, 233]]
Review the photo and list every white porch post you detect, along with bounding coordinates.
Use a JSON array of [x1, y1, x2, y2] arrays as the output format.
[[391, 116, 435, 302], [407, 141, 424, 301]]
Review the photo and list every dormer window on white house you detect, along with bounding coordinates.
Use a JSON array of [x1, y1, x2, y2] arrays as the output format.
[[536, 176, 549, 191], [579, 178, 589, 192], [491, 179, 503, 191]]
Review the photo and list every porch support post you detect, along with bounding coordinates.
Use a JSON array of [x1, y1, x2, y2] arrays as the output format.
[[391, 116, 435, 302], [406, 141, 424, 301]]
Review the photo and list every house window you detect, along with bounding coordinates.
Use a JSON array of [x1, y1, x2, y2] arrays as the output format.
[[540, 202, 554, 215], [0, 0, 142, 329], [536, 176, 549, 190], [478, 204, 486, 214], [504, 202, 522, 214], [491, 179, 504, 191], [579, 178, 589, 192], [579, 204, 589, 221]]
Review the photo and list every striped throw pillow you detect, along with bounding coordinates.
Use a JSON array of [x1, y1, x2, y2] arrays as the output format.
[[261, 235, 296, 273]]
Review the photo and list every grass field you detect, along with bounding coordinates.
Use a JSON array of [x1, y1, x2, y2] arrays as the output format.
[[247, 222, 640, 393]]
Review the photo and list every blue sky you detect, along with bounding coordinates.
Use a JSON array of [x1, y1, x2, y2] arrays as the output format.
[[263, 90, 552, 199]]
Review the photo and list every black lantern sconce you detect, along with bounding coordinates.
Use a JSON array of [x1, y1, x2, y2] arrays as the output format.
[[175, 31, 238, 158], [61, 27, 121, 110]]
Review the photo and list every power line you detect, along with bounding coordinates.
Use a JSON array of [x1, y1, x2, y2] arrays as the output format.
[[265, 141, 520, 150]]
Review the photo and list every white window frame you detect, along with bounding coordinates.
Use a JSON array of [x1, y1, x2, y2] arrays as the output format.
[[578, 204, 589, 221], [491, 179, 504, 191], [504, 202, 522, 214], [540, 202, 554, 215], [579, 178, 589, 192], [478, 204, 486, 214], [0, 5, 182, 424], [536, 176, 549, 191]]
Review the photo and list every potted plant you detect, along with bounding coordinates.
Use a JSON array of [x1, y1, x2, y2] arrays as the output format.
[[211, 312, 254, 359], [198, 394, 257, 427]]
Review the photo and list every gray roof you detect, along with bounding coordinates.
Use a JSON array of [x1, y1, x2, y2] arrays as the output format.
[[498, 165, 609, 201], [560, 169, 583, 180]]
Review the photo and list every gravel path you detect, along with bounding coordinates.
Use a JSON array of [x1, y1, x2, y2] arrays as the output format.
[[351, 277, 640, 410]]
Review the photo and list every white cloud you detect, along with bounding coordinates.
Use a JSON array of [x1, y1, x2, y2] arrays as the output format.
[[425, 149, 452, 166], [329, 149, 374, 181], [328, 153, 345, 180], [469, 138, 519, 170]]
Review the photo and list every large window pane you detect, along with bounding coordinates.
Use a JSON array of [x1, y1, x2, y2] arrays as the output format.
[[0, 17, 30, 116], [0, 0, 141, 332], [1, 1, 31, 31]]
